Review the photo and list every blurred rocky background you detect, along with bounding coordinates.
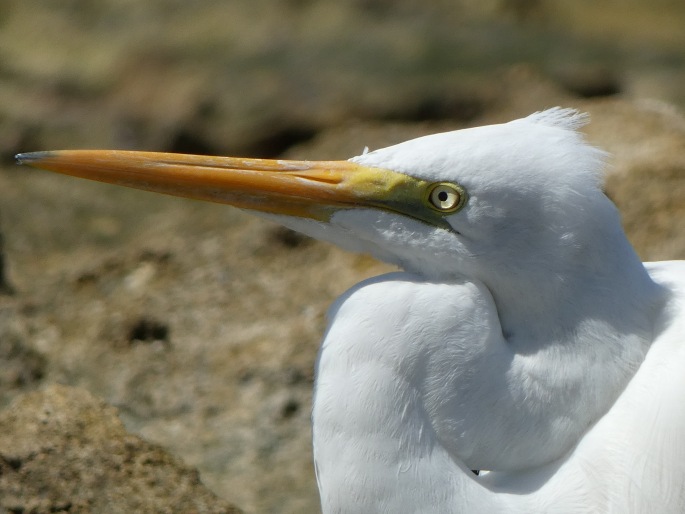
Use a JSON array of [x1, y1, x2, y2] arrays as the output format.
[[0, 0, 683, 512]]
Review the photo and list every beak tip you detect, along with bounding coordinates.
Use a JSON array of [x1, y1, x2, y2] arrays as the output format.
[[16, 151, 54, 166]]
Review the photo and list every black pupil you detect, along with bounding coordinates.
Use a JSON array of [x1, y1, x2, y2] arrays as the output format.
[[437, 190, 449, 202]]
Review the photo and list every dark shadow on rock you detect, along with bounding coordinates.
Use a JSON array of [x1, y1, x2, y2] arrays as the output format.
[[360, 88, 487, 125], [127, 316, 170, 345], [241, 123, 319, 158], [553, 65, 622, 99], [167, 128, 220, 156], [269, 227, 314, 249]]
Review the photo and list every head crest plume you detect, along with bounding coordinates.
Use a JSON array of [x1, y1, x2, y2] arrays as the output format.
[[525, 108, 590, 131]]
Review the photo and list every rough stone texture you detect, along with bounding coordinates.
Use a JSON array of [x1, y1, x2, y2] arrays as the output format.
[[0, 385, 242, 513]]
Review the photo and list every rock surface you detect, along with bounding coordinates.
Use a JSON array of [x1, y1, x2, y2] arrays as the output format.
[[0, 385, 241, 513]]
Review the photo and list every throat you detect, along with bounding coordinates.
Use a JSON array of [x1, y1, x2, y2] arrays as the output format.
[[445, 242, 669, 471], [486, 246, 664, 347]]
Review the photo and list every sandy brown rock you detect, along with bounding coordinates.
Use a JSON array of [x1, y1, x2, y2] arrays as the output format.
[[0, 384, 242, 514], [583, 100, 685, 261]]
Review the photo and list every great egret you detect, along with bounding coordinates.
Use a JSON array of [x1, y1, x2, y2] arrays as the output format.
[[17, 108, 685, 513]]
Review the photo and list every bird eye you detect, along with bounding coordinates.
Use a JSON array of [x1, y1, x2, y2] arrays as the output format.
[[427, 183, 466, 213]]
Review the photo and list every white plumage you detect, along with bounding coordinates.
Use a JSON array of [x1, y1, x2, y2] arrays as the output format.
[[17, 108, 685, 513]]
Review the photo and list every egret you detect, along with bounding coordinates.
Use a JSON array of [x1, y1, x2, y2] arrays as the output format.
[[17, 108, 685, 513]]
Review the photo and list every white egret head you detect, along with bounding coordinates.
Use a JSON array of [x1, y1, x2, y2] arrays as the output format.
[[317, 109, 611, 286]]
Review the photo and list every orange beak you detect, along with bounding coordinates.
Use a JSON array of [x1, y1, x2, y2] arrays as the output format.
[[16, 150, 449, 227]]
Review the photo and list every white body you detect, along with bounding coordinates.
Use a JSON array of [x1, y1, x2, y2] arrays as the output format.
[[304, 110, 685, 513], [314, 262, 685, 513]]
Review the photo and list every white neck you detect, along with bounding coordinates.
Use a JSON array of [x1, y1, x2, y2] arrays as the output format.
[[466, 231, 665, 469], [484, 225, 663, 346], [313, 242, 665, 511]]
